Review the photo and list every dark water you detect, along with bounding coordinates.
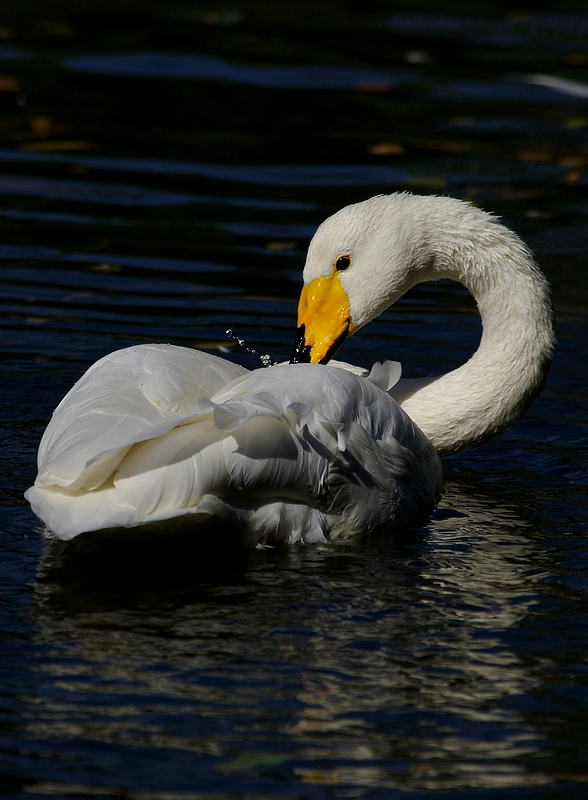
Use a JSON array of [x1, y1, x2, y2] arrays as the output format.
[[1, 1, 587, 798]]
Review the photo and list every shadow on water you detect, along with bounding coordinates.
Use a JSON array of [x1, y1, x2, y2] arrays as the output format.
[[34, 519, 262, 606], [34, 517, 419, 600]]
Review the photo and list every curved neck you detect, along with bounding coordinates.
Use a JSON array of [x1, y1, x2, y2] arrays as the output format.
[[388, 206, 555, 455]]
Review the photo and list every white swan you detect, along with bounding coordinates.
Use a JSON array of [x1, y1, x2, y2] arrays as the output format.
[[25, 193, 555, 545]]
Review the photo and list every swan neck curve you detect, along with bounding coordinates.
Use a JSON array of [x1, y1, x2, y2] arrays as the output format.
[[387, 197, 556, 455]]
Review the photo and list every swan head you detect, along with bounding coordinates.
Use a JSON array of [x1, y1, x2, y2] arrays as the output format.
[[290, 194, 431, 364]]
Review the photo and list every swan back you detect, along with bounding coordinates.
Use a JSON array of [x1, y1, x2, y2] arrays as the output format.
[[26, 346, 442, 542]]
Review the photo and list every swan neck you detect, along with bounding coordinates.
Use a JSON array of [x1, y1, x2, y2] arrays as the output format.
[[390, 206, 555, 455]]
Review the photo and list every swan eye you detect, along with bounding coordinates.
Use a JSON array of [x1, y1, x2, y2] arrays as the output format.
[[334, 254, 352, 271]]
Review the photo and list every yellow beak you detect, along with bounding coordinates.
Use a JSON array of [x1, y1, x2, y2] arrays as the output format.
[[290, 273, 355, 364]]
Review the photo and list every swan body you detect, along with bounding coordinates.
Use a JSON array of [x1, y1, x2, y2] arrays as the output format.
[[26, 193, 555, 544], [26, 344, 441, 543]]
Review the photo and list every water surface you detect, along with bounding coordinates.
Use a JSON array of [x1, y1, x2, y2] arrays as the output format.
[[0, 1, 587, 798]]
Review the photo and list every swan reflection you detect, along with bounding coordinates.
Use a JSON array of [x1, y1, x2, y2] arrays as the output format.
[[28, 485, 551, 793]]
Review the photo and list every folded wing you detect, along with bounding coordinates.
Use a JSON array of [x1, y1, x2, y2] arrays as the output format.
[[26, 350, 442, 543]]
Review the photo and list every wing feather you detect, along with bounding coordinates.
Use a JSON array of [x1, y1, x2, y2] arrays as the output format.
[[27, 359, 443, 542], [36, 344, 249, 488]]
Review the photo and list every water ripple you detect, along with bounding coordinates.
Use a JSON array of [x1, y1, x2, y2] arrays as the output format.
[[0, 150, 405, 188], [63, 51, 409, 90]]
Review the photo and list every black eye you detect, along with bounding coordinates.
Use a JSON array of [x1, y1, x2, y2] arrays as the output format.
[[335, 254, 352, 271]]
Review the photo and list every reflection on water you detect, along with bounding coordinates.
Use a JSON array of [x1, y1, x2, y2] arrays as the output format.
[[25, 487, 558, 794], [63, 52, 403, 90]]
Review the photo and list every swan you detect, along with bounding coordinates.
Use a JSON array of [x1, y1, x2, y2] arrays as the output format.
[[25, 193, 555, 545]]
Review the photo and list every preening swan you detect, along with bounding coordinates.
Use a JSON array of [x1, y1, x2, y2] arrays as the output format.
[[26, 193, 555, 545]]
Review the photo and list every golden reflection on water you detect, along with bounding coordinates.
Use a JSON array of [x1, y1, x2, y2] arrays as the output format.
[[27, 485, 555, 794]]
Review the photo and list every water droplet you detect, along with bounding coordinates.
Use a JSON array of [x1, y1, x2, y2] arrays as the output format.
[[224, 327, 274, 366]]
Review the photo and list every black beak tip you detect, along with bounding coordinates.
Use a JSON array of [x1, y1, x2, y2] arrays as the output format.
[[289, 322, 351, 365], [290, 324, 311, 364]]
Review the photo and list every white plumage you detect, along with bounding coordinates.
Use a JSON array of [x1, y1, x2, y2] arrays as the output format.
[[26, 193, 555, 545], [26, 345, 441, 543]]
